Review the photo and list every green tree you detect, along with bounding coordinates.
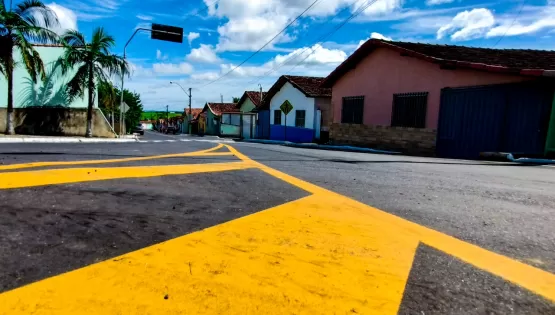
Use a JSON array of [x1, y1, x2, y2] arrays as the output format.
[[232, 96, 240, 103], [117, 89, 143, 131], [1, 0, 59, 134], [98, 79, 117, 126], [59, 27, 129, 137]]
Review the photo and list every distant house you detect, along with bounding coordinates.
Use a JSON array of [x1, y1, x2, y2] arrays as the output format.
[[200, 103, 239, 135], [323, 39, 555, 158], [260, 75, 331, 143], [182, 108, 203, 133], [237, 91, 267, 113]]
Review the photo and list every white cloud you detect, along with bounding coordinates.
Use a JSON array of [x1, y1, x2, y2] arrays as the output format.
[[486, 3, 555, 38], [43, 3, 77, 34], [136, 14, 153, 21], [156, 50, 168, 61], [356, 0, 404, 17], [186, 44, 221, 64], [152, 62, 194, 76], [437, 8, 495, 41], [204, 0, 403, 52], [426, 0, 454, 6], [187, 32, 200, 45], [57, 0, 121, 21], [190, 72, 221, 81], [357, 32, 393, 49]]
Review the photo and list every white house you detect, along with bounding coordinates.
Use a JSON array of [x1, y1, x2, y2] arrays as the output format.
[[260, 75, 331, 143]]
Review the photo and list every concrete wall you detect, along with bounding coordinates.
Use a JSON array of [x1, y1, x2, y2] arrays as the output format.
[[239, 98, 256, 113], [331, 47, 528, 129], [0, 46, 97, 109], [0, 107, 116, 138], [330, 123, 436, 155], [269, 82, 317, 129]]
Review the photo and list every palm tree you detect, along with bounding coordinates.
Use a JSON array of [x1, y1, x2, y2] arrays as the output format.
[[60, 27, 129, 137], [1, 0, 58, 134]]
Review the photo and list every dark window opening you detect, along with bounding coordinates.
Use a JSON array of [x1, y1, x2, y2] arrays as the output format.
[[341, 96, 364, 124], [274, 110, 282, 125], [295, 110, 306, 128], [391, 92, 428, 128]]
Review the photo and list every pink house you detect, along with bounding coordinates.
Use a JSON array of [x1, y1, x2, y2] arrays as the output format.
[[322, 39, 555, 157]]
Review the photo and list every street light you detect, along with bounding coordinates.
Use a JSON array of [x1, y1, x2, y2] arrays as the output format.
[[119, 24, 183, 136], [170, 81, 192, 134]]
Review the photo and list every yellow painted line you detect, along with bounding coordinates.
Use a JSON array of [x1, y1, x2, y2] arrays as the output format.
[[0, 143, 228, 171], [0, 194, 419, 315], [0, 144, 554, 314], [0, 161, 252, 189], [225, 144, 555, 303]]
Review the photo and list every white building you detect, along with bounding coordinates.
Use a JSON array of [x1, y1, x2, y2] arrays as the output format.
[[260, 75, 331, 143]]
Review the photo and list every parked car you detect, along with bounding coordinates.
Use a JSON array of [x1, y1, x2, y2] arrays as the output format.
[[132, 124, 144, 135], [166, 125, 178, 134]]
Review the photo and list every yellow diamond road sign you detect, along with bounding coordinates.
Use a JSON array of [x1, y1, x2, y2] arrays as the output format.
[[280, 100, 293, 115]]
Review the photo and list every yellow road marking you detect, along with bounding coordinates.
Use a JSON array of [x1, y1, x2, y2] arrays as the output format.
[[0, 143, 229, 171], [226, 144, 555, 303], [0, 144, 554, 314], [0, 162, 252, 189]]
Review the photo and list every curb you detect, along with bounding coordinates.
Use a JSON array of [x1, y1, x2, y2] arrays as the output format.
[[0, 137, 139, 144], [480, 152, 555, 165], [241, 139, 400, 155]]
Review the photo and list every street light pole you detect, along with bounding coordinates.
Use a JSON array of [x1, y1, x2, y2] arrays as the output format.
[[170, 81, 192, 134]]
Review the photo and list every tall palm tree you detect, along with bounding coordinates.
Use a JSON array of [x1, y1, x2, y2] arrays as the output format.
[[60, 27, 129, 137], [1, 0, 58, 134]]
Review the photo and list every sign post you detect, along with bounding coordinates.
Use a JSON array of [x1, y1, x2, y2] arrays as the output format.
[[280, 100, 293, 142]]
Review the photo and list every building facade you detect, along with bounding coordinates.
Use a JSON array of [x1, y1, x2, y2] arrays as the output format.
[[323, 39, 555, 157]]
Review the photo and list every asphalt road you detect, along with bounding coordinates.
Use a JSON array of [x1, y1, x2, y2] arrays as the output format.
[[0, 130, 554, 314]]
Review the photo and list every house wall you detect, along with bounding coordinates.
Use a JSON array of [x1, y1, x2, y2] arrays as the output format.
[[331, 47, 528, 129], [239, 98, 256, 113], [315, 97, 332, 131], [270, 82, 316, 129], [0, 107, 115, 137], [205, 110, 219, 135], [0, 46, 96, 109]]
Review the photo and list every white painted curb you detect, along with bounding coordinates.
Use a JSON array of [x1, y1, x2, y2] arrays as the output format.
[[0, 137, 139, 144]]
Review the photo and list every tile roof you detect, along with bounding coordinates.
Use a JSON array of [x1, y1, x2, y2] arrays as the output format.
[[205, 103, 239, 116], [243, 91, 268, 107], [261, 75, 331, 108], [184, 108, 203, 119], [323, 39, 555, 87]]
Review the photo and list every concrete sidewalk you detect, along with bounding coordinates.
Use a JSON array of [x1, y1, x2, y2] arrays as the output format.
[[240, 139, 400, 155], [0, 135, 138, 143]]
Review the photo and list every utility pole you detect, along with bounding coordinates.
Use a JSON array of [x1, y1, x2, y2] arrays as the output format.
[[220, 94, 223, 103], [188, 88, 192, 134], [166, 105, 169, 121], [258, 83, 263, 105]]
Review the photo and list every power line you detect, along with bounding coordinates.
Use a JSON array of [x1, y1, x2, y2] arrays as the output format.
[[286, 0, 380, 74], [183, 0, 221, 23], [247, 0, 379, 84], [198, 0, 324, 88], [491, 0, 527, 48]]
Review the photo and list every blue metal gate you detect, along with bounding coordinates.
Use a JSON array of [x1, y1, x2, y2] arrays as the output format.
[[437, 82, 553, 159], [255, 110, 270, 139]]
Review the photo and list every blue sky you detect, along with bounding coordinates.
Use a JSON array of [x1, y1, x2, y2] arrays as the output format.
[[42, 0, 555, 110]]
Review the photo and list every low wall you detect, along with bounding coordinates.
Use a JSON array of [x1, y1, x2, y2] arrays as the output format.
[[0, 107, 116, 138], [330, 123, 436, 155], [220, 124, 241, 137], [270, 125, 314, 143]]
